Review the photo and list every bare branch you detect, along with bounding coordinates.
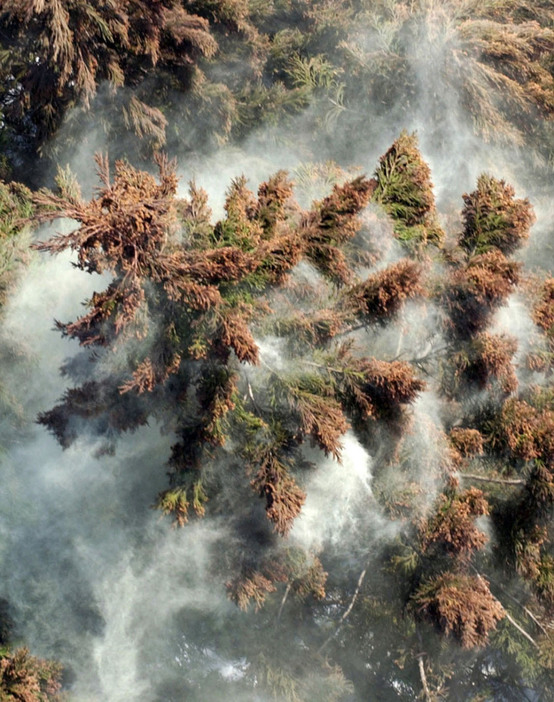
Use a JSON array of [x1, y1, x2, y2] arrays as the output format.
[[505, 612, 540, 649], [318, 567, 367, 653], [459, 473, 524, 486], [416, 654, 433, 702], [276, 583, 292, 623]]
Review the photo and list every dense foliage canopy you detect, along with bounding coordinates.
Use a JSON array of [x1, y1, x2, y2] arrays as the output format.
[[1, 1, 554, 701]]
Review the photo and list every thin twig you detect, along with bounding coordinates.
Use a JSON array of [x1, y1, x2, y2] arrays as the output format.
[[300, 359, 351, 375], [501, 591, 549, 637], [317, 567, 367, 654], [245, 378, 262, 414], [276, 583, 292, 623], [407, 346, 450, 365]]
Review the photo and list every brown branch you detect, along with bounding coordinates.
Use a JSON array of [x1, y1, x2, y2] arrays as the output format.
[[300, 359, 352, 375], [246, 377, 262, 414], [501, 591, 549, 637], [407, 346, 451, 365]]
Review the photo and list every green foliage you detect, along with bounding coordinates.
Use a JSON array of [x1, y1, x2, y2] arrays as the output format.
[[372, 132, 444, 250], [0, 180, 33, 306]]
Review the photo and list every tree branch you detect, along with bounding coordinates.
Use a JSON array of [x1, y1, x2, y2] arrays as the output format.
[[459, 473, 524, 486], [505, 611, 540, 649], [276, 582, 292, 623], [317, 567, 367, 654], [416, 654, 433, 702]]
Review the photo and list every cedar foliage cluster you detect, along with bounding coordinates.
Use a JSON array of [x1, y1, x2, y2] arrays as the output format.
[[348, 259, 423, 323], [33, 142, 431, 551], [359, 141, 553, 687], [413, 168, 541, 646], [331, 1, 554, 160], [0, 648, 62, 702], [460, 174, 535, 255], [0, 0, 217, 149], [419, 488, 490, 560], [412, 573, 505, 649]]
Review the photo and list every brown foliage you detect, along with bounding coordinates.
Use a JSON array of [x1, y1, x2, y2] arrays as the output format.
[[294, 391, 348, 460], [119, 351, 181, 395], [348, 259, 423, 323], [449, 428, 485, 458], [413, 573, 505, 648], [303, 176, 375, 284], [353, 358, 425, 420], [489, 397, 554, 463], [444, 250, 521, 337], [33, 154, 178, 280], [226, 551, 327, 611], [455, 17, 554, 145], [273, 309, 348, 348], [533, 278, 554, 350], [0, 648, 63, 702], [214, 306, 260, 365], [290, 556, 327, 601], [420, 488, 489, 559], [317, 176, 377, 243], [256, 170, 297, 236], [226, 571, 277, 611], [33, 155, 385, 541], [448, 332, 518, 396], [330, 349, 425, 426], [1, 0, 217, 144], [250, 450, 306, 536]]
